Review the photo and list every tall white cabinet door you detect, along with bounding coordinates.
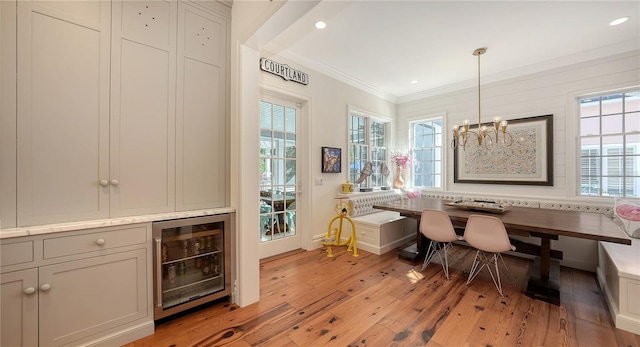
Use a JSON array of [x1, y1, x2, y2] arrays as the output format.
[[16, 1, 111, 226], [110, 0, 177, 217], [176, 2, 228, 211], [38, 249, 148, 347], [1, 269, 39, 347]]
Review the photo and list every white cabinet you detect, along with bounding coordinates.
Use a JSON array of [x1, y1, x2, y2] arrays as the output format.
[[16, 0, 112, 226], [0, 269, 39, 347], [3, 0, 229, 228], [176, 1, 228, 211], [0, 224, 153, 347], [597, 240, 640, 335], [109, 0, 177, 217]]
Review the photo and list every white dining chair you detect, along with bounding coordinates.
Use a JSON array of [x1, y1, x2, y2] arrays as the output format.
[[463, 214, 516, 296], [419, 209, 463, 280]]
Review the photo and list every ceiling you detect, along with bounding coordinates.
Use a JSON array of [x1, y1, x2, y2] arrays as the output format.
[[264, 1, 640, 103]]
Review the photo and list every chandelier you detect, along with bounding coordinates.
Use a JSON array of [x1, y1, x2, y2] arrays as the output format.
[[451, 48, 513, 150]]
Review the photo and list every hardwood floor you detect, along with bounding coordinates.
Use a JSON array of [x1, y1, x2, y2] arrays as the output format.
[[125, 245, 640, 346]]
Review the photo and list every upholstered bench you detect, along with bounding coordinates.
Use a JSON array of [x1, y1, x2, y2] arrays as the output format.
[[340, 190, 416, 255], [350, 211, 415, 255]]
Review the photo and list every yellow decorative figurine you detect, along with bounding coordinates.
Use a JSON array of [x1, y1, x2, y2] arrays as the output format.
[[321, 197, 358, 257]]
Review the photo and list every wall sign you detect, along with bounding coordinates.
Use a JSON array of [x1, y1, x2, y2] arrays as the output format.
[[260, 58, 308, 85]]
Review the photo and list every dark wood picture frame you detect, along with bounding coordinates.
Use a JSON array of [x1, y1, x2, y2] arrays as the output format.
[[321, 147, 342, 173], [454, 114, 553, 186]]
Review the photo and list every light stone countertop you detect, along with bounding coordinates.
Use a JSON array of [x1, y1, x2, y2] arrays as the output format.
[[0, 207, 236, 239]]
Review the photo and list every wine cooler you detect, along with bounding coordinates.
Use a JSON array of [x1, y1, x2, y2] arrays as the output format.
[[153, 214, 232, 320]]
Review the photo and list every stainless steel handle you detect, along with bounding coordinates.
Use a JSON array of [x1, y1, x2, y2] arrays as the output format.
[[154, 237, 163, 309]]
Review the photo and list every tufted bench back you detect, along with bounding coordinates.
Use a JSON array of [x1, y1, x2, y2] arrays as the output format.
[[345, 190, 614, 219], [346, 191, 403, 217]]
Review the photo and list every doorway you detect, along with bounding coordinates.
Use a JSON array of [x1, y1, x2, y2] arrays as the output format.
[[258, 95, 302, 258]]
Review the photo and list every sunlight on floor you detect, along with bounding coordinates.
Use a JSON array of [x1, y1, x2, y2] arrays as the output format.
[[405, 268, 424, 284]]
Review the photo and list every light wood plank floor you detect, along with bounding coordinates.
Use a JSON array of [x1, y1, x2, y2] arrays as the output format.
[[125, 245, 640, 346]]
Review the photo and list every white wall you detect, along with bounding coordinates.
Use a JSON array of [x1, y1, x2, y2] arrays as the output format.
[[231, 1, 394, 307], [396, 49, 640, 271], [259, 51, 396, 245]]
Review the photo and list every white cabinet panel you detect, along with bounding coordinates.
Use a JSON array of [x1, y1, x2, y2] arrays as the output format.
[[109, 0, 176, 217], [0, 269, 39, 347], [16, 0, 111, 226], [38, 249, 148, 346], [120, 0, 173, 49], [176, 2, 228, 211]]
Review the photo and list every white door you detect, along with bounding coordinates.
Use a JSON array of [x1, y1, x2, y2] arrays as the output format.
[[259, 95, 302, 258]]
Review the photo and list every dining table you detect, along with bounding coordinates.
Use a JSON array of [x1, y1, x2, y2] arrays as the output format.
[[372, 198, 632, 305], [260, 193, 295, 234]]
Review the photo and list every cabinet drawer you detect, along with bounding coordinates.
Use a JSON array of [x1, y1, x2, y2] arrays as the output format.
[[43, 226, 147, 259], [0, 240, 34, 267]]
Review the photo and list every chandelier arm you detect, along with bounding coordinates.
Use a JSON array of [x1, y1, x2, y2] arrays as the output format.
[[484, 134, 493, 149], [503, 131, 514, 145]]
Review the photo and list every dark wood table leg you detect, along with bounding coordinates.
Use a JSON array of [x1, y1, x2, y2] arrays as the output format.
[[398, 217, 425, 262], [525, 235, 561, 305]]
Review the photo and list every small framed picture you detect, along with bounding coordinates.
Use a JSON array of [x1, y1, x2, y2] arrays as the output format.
[[321, 147, 341, 173]]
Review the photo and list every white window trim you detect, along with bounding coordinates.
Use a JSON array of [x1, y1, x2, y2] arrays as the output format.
[[347, 105, 392, 189], [408, 112, 446, 191], [573, 85, 640, 199]]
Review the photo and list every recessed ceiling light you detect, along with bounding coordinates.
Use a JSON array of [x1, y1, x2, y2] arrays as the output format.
[[315, 21, 327, 29], [609, 17, 629, 26], [411, 80, 419, 84]]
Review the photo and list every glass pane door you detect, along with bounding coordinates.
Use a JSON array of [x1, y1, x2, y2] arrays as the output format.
[[259, 96, 300, 257]]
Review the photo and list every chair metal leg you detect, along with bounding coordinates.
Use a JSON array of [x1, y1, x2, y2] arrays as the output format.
[[498, 253, 517, 286], [466, 251, 514, 296], [486, 253, 503, 296], [442, 243, 450, 280], [466, 250, 484, 285], [421, 242, 453, 280], [421, 241, 439, 271]]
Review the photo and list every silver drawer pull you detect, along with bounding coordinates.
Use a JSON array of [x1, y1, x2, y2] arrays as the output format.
[[96, 238, 105, 245]]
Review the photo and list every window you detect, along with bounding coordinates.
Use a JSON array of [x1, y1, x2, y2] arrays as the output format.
[[348, 108, 389, 189], [579, 89, 640, 197], [410, 116, 443, 189]]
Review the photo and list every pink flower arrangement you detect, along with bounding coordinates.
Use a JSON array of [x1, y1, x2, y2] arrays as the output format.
[[391, 151, 413, 170]]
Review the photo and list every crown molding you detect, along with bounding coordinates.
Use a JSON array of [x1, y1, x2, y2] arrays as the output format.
[[266, 40, 639, 106], [266, 46, 398, 103], [398, 40, 640, 104]]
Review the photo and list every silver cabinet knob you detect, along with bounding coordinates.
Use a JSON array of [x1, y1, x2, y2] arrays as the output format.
[[24, 287, 36, 295], [96, 238, 105, 245], [100, 179, 109, 187], [110, 179, 119, 186], [40, 284, 51, 292]]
